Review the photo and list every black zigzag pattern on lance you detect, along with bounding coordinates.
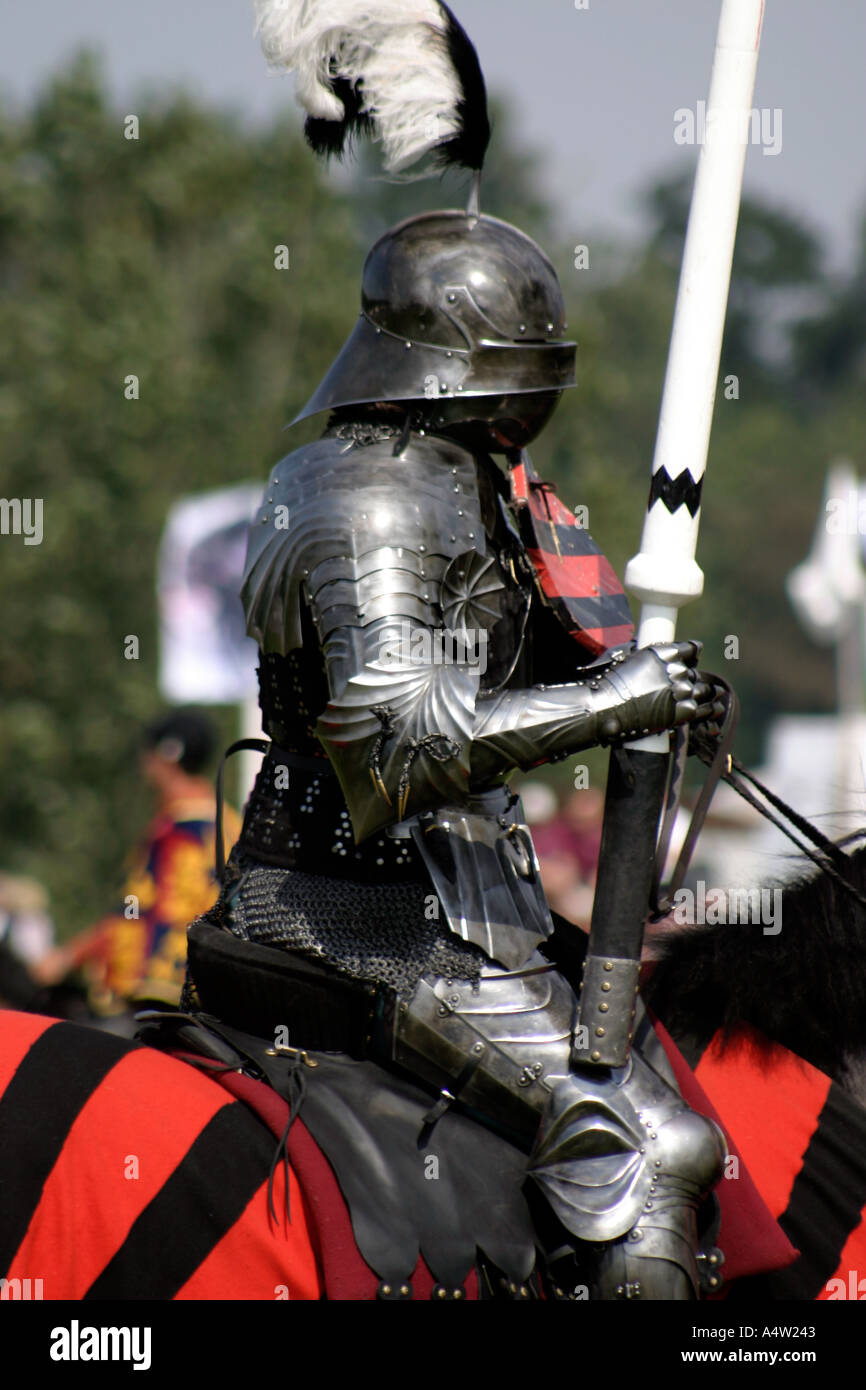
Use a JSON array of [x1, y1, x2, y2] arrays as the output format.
[[648, 467, 703, 517]]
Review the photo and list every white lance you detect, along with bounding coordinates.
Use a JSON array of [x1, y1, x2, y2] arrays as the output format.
[[574, 0, 766, 1067]]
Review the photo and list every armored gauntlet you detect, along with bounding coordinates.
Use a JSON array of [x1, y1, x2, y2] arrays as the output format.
[[470, 642, 712, 783]]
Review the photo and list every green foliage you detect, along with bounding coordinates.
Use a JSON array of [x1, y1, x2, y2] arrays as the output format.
[[0, 53, 358, 931]]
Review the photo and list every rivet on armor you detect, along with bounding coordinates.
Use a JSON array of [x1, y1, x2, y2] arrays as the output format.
[[518, 324, 526, 333], [382, 1284, 392, 1295], [595, 1027, 605, 1037], [601, 981, 611, 992], [473, 1041, 485, 1054], [590, 1050, 601, 1062], [405, 342, 412, 349], [437, 1286, 448, 1298], [457, 384, 463, 391], [401, 1284, 411, 1296], [603, 961, 613, 972], [650, 1132, 658, 1140], [454, 1289, 465, 1300], [447, 293, 457, 303], [446, 351, 453, 358], [708, 1253, 719, 1265], [629, 1229, 642, 1242], [709, 1276, 719, 1287], [547, 322, 554, 333]]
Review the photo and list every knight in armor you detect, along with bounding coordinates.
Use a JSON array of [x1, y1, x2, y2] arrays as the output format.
[[155, 0, 734, 1300]]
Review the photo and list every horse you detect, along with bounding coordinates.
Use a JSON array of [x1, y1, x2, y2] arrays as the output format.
[[646, 837, 866, 1299], [2, 840, 866, 1301]]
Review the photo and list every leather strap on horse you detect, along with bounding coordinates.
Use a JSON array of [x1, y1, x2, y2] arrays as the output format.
[[650, 673, 866, 916], [721, 758, 866, 910], [651, 672, 740, 919]]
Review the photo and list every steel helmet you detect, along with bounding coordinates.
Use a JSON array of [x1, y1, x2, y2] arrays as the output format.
[[294, 210, 576, 425]]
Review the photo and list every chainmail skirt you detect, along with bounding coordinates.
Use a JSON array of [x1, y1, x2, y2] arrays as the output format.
[[212, 851, 485, 996]]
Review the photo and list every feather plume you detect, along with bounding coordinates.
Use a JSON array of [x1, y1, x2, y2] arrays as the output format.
[[253, 0, 490, 175]]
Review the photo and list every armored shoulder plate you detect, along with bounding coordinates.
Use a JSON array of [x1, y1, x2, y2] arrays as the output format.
[[242, 433, 486, 656]]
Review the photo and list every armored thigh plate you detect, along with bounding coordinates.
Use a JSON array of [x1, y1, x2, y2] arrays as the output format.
[[390, 962, 727, 1297]]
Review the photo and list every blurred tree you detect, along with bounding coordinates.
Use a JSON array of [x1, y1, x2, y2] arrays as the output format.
[[792, 208, 866, 395], [0, 52, 358, 933], [644, 170, 825, 394]]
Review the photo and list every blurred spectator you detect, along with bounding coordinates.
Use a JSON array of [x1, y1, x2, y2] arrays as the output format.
[[0, 872, 55, 965], [0, 873, 56, 1010], [32, 710, 240, 1018], [523, 782, 605, 928]]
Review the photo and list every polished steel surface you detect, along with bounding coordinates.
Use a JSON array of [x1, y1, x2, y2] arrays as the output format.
[[294, 211, 577, 423]]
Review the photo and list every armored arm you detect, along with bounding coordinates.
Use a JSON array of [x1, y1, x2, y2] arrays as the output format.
[[242, 435, 712, 843], [470, 645, 706, 784]]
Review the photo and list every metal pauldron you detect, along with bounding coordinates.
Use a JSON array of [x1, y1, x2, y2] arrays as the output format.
[[243, 434, 684, 841], [388, 959, 726, 1298]]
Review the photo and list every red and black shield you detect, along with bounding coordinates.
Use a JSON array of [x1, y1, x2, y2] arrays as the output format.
[[509, 452, 634, 657]]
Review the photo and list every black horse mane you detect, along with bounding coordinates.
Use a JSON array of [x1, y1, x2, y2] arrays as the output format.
[[645, 835, 866, 1086]]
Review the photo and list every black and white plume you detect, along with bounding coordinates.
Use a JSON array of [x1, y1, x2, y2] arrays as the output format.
[[252, 0, 490, 177]]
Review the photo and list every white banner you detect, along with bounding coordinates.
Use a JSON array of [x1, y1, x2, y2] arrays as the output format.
[[158, 483, 263, 704]]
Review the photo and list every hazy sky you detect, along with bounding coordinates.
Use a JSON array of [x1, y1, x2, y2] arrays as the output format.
[[2, 0, 864, 271]]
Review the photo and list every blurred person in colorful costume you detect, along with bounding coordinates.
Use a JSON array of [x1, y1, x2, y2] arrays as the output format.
[[33, 710, 240, 1017]]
